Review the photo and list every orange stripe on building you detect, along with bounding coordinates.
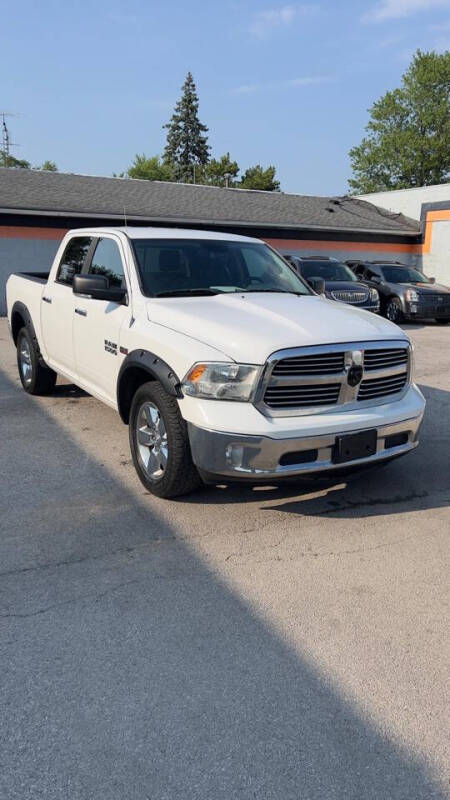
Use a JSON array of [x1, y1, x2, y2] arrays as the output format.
[[0, 226, 67, 240]]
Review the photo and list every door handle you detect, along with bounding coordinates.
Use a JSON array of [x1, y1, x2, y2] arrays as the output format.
[[42, 296, 52, 304], [75, 308, 87, 317]]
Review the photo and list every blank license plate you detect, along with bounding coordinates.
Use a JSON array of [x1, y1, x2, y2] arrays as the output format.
[[333, 430, 377, 464]]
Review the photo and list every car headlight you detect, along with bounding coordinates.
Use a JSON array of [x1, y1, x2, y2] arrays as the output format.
[[406, 289, 419, 302], [369, 287, 379, 302], [182, 363, 262, 401]]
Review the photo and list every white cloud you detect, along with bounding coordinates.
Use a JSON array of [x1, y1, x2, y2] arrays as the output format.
[[362, 0, 450, 24], [249, 4, 318, 38], [231, 76, 333, 94]]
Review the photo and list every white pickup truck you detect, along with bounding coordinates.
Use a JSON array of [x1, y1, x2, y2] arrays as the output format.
[[6, 226, 425, 498]]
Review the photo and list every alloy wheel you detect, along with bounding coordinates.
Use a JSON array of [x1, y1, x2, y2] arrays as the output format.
[[136, 401, 169, 480]]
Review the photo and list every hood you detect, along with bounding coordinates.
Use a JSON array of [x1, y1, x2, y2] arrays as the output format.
[[147, 293, 406, 364], [407, 282, 450, 294]]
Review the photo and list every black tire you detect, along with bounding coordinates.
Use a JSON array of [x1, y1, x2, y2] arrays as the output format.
[[16, 326, 57, 395], [129, 381, 202, 498], [385, 296, 403, 324], [435, 318, 450, 324]]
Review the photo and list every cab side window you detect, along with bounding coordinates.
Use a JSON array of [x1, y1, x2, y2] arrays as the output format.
[[89, 238, 125, 288], [56, 237, 92, 286]]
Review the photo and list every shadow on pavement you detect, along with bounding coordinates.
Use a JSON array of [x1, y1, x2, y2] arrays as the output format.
[[0, 366, 446, 799]]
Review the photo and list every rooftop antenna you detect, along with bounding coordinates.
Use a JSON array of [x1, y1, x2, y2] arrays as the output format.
[[1, 112, 19, 159]]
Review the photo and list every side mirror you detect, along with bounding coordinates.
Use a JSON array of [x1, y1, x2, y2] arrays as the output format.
[[429, 277, 436, 284], [73, 273, 126, 303], [308, 276, 325, 295], [371, 275, 382, 284]]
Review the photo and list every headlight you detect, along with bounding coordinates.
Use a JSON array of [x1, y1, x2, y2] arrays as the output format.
[[369, 287, 379, 302], [182, 363, 262, 401], [406, 289, 419, 302]]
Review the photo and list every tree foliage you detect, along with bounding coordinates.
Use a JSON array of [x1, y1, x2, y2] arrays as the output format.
[[240, 164, 280, 191], [349, 50, 450, 193], [127, 154, 175, 181], [198, 152, 240, 186], [0, 151, 31, 168], [39, 160, 58, 171], [163, 72, 210, 180]]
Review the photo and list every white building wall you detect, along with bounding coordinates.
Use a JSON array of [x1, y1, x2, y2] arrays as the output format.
[[358, 184, 450, 221]]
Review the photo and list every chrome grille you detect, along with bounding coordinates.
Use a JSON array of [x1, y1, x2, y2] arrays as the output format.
[[258, 341, 410, 416], [264, 383, 341, 408], [358, 372, 408, 400], [330, 289, 368, 304], [272, 352, 345, 376], [363, 347, 408, 371]]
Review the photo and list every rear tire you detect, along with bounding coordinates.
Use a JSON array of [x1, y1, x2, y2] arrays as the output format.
[[385, 297, 403, 324], [129, 381, 202, 498], [17, 327, 57, 395]]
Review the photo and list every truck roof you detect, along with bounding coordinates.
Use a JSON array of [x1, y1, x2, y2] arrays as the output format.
[[66, 226, 262, 243]]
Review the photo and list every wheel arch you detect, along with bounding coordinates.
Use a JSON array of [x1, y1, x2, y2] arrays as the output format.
[[117, 349, 183, 424]]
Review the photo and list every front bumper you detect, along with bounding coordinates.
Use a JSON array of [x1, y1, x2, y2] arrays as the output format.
[[188, 411, 424, 482], [405, 300, 450, 319]]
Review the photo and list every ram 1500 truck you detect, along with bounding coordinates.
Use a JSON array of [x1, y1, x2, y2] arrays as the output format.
[[6, 227, 425, 498]]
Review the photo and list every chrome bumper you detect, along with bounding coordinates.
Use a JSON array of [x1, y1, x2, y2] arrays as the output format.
[[187, 414, 423, 481]]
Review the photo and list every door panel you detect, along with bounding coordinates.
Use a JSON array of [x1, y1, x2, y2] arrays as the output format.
[[73, 237, 131, 404], [41, 283, 76, 374], [73, 299, 130, 402]]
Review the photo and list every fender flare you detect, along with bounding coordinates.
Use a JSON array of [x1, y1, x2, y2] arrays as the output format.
[[117, 349, 183, 424], [11, 301, 47, 366]]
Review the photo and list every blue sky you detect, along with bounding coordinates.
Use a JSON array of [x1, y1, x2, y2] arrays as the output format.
[[2, 0, 449, 195]]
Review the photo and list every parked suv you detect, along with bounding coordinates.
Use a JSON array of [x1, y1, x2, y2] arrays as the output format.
[[284, 255, 380, 313], [347, 261, 450, 324]]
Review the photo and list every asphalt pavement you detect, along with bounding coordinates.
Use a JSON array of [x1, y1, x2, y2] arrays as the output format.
[[0, 316, 449, 799]]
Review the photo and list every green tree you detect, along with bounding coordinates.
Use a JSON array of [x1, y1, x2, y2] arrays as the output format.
[[127, 154, 175, 181], [38, 160, 58, 171], [200, 152, 240, 186], [0, 151, 30, 168], [239, 164, 280, 191], [163, 72, 210, 181], [349, 50, 450, 193]]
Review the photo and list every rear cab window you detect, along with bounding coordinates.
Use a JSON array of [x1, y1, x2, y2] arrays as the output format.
[[56, 237, 92, 286]]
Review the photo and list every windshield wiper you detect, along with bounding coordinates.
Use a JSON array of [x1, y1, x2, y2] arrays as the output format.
[[240, 288, 304, 295], [154, 288, 222, 297]]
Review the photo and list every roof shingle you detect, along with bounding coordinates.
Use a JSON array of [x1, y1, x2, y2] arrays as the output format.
[[0, 168, 421, 235]]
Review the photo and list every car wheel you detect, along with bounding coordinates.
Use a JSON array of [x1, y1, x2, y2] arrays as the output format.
[[385, 297, 403, 324], [129, 381, 202, 498], [17, 326, 57, 395]]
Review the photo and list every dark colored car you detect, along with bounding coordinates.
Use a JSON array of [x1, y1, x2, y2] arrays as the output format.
[[283, 255, 380, 313], [347, 261, 450, 324]]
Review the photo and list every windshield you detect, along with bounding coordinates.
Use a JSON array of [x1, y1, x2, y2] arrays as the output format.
[[299, 261, 358, 282], [131, 239, 312, 297], [380, 266, 431, 284]]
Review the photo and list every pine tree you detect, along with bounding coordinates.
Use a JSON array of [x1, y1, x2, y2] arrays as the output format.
[[163, 72, 210, 181]]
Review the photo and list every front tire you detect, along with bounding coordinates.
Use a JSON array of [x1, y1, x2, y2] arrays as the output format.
[[129, 381, 202, 498], [17, 327, 57, 395], [385, 297, 403, 324]]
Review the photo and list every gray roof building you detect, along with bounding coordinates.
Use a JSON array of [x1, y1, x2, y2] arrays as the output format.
[[0, 168, 420, 238]]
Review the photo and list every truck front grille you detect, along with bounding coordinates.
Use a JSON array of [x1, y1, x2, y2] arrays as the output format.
[[363, 347, 408, 371], [272, 352, 345, 376], [264, 383, 341, 408], [358, 372, 408, 400], [258, 341, 410, 416]]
